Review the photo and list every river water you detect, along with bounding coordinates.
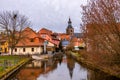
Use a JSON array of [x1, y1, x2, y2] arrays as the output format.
[[9, 54, 119, 80]]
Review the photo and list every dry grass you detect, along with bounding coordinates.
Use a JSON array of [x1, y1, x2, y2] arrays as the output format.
[[78, 50, 120, 77]]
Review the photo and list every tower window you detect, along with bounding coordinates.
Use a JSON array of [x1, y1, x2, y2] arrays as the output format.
[[30, 39, 34, 42]]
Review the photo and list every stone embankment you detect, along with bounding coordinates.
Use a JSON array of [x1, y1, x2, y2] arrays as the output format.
[[0, 58, 31, 80]]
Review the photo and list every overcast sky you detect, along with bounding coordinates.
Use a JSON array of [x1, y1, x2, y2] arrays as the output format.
[[0, 0, 88, 33]]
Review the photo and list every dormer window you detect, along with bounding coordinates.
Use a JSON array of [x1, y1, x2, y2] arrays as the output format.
[[41, 34, 46, 38], [30, 38, 34, 42]]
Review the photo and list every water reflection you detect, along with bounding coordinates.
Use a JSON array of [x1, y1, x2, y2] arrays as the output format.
[[37, 56, 87, 80], [15, 58, 58, 80], [9, 54, 120, 80], [67, 55, 75, 79]]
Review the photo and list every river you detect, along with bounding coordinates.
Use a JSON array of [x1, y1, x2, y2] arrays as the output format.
[[8, 54, 119, 80]]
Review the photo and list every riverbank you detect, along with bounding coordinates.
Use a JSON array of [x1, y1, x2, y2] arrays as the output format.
[[68, 51, 120, 79], [0, 55, 31, 80]]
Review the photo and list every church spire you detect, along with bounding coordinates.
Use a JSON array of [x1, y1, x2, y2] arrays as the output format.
[[67, 17, 72, 28], [66, 17, 74, 36], [68, 17, 72, 24], [68, 17, 72, 25]]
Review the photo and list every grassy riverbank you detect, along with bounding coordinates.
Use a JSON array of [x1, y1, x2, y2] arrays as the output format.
[[0, 55, 31, 78], [69, 51, 120, 79]]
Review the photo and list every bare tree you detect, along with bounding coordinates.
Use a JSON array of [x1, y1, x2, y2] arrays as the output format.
[[81, 0, 120, 64], [0, 11, 30, 55]]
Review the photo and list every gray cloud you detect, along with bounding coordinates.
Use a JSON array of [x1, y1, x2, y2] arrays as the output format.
[[0, 0, 87, 32]]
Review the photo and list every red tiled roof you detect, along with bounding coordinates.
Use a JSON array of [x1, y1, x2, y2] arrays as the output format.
[[71, 37, 84, 46], [22, 27, 38, 38], [16, 37, 45, 47], [15, 27, 45, 47], [59, 34, 70, 40], [71, 37, 84, 43], [38, 28, 52, 35]]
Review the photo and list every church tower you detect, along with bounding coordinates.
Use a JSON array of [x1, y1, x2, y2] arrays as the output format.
[[66, 17, 74, 36]]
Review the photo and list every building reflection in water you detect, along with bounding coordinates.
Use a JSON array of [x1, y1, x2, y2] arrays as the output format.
[[15, 58, 58, 80], [66, 55, 75, 79], [9, 54, 119, 80]]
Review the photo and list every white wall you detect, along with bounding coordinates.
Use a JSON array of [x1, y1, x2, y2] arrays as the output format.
[[47, 42, 54, 47], [9, 47, 43, 55]]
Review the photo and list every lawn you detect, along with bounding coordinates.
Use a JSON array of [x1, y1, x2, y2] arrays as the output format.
[[0, 55, 30, 78]]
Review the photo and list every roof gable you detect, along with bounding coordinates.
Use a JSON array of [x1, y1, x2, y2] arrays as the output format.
[[38, 28, 52, 35], [15, 37, 45, 47], [22, 27, 37, 38]]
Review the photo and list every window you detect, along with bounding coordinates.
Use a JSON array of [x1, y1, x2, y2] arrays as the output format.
[[41, 35, 46, 38], [15, 48, 17, 52], [31, 48, 34, 52], [23, 48, 25, 52], [30, 39, 34, 42]]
